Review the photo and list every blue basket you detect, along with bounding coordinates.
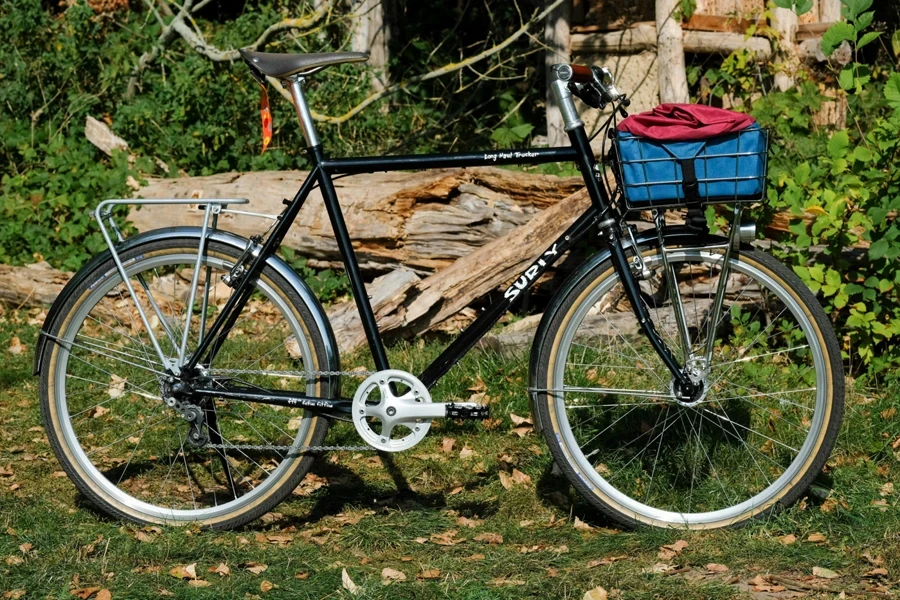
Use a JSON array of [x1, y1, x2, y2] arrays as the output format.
[[614, 124, 769, 209]]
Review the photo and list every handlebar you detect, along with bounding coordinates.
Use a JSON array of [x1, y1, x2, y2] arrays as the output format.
[[553, 63, 629, 114], [567, 64, 595, 84]]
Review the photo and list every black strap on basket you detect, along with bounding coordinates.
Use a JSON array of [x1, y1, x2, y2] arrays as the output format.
[[677, 158, 702, 205], [678, 158, 709, 234]]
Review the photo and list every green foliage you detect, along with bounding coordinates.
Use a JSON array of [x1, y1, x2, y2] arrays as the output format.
[[0, 142, 143, 270], [821, 22, 857, 56], [490, 93, 535, 148], [818, 0, 878, 95], [695, 0, 900, 371], [0, 0, 149, 270], [279, 246, 351, 305], [884, 73, 900, 110], [772, 0, 814, 16], [689, 49, 766, 103], [769, 83, 900, 371], [674, 0, 697, 22], [0, 0, 543, 271]]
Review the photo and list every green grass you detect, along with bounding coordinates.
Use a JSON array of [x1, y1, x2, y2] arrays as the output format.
[[1, 308, 899, 599]]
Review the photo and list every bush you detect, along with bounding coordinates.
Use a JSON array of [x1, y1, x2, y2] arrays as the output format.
[[756, 0, 900, 372], [0, 0, 543, 271], [767, 88, 900, 372]]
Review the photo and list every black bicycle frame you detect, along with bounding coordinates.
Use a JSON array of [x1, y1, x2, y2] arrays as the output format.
[[186, 125, 692, 412]]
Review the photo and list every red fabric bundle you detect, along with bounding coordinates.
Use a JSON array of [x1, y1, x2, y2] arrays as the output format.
[[616, 104, 756, 141]]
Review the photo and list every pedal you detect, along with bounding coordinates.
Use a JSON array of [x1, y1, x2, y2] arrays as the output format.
[[445, 402, 490, 420]]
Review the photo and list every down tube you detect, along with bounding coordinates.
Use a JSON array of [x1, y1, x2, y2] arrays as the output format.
[[419, 206, 599, 389]]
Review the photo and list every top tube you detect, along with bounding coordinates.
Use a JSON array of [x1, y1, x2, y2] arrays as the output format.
[[321, 146, 579, 175]]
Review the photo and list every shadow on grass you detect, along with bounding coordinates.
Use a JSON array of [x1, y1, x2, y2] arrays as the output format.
[[534, 461, 624, 531]]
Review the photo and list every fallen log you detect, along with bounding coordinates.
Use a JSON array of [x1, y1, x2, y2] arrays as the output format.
[[320, 188, 594, 351], [0, 262, 71, 309], [0, 186, 590, 355], [325, 268, 420, 354], [132, 167, 583, 274]]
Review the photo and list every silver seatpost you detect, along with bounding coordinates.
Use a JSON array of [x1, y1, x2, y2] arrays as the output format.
[[288, 77, 320, 147]]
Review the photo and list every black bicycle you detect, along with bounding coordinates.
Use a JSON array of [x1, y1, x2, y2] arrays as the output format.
[[35, 50, 843, 530]]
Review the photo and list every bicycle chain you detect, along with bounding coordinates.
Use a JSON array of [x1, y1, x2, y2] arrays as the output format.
[[202, 368, 377, 453]]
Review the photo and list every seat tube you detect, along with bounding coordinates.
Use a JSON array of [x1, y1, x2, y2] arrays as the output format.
[[288, 77, 320, 148], [310, 146, 391, 372]]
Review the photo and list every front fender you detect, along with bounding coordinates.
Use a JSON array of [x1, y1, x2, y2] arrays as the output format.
[[33, 227, 340, 390], [527, 226, 728, 433]]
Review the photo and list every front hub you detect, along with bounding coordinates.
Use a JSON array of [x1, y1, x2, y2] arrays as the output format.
[[670, 358, 709, 407]]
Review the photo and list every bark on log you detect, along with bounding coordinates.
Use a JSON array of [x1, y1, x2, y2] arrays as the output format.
[[375, 188, 593, 341], [132, 167, 583, 274], [0, 262, 71, 310], [325, 268, 420, 354]]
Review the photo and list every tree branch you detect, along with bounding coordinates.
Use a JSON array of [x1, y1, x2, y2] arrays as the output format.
[[308, 0, 565, 124], [126, 0, 195, 98], [147, 0, 564, 125], [174, 0, 339, 62], [127, 0, 338, 97]]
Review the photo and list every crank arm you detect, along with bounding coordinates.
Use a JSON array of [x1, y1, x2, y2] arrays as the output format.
[[373, 401, 490, 422]]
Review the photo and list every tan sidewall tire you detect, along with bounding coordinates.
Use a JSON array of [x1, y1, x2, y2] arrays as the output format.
[[534, 247, 843, 529]]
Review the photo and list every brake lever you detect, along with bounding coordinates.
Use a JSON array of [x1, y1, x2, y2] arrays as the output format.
[[568, 81, 606, 110]]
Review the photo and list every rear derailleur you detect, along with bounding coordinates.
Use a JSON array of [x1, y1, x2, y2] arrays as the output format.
[[160, 376, 209, 447]]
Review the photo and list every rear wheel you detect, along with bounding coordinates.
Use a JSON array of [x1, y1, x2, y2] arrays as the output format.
[[532, 244, 843, 528], [39, 237, 332, 529]]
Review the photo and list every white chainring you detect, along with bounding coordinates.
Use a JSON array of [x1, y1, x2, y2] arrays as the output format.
[[352, 370, 433, 452]]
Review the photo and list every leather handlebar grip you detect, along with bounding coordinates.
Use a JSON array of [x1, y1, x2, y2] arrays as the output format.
[[568, 64, 594, 84]]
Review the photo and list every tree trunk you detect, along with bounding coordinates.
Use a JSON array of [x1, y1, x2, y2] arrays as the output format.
[[655, 0, 689, 103], [773, 7, 799, 91], [351, 0, 391, 92], [130, 167, 583, 275], [544, 0, 571, 148], [820, 0, 842, 22]]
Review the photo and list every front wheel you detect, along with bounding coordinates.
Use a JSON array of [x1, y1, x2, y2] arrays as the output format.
[[39, 236, 333, 529], [532, 243, 843, 529]]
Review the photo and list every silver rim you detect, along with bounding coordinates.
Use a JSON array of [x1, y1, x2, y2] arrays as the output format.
[[51, 249, 318, 523], [550, 249, 828, 526]]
